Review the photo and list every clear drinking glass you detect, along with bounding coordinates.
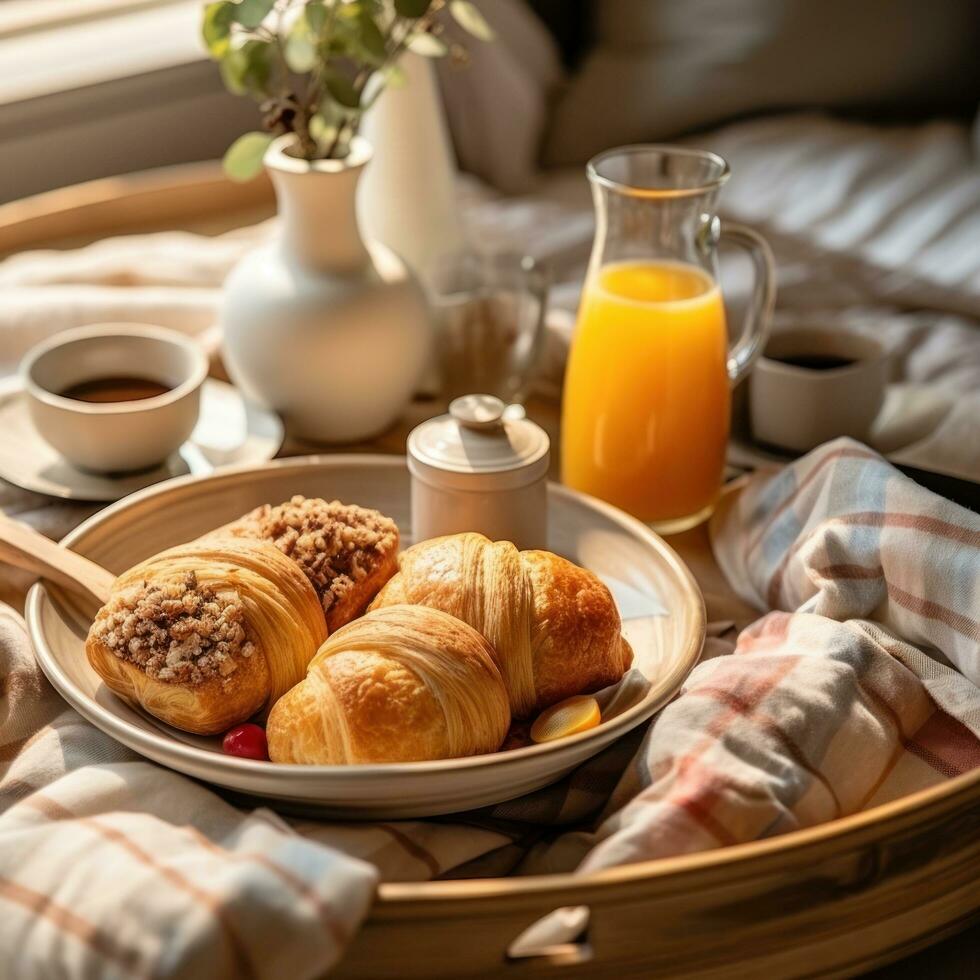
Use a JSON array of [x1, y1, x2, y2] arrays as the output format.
[[561, 145, 775, 533], [430, 251, 549, 405]]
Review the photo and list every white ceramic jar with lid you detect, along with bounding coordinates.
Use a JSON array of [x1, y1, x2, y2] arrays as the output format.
[[407, 394, 550, 550]]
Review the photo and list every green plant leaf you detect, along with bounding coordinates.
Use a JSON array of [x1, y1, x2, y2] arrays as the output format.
[[285, 13, 317, 72], [449, 1, 495, 41], [322, 12, 358, 56], [285, 33, 317, 72], [223, 131, 273, 181], [306, 0, 327, 34], [232, 0, 274, 29], [358, 10, 387, 62], [202, 1, 236, 58], [309, 114, 337, 143], [219, 49, 247, 94], [394, 0, 432, 18], [220, 38, 272, 95], [323, 69, 361, 108], [316, 97, 346, 126], [407, 31, 447, 57]]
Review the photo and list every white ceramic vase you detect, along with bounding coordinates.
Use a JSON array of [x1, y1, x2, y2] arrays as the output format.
[[221, 135, 431, 443]]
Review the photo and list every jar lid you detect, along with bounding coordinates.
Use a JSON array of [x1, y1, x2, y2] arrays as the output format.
[[408, 395, 550, 491]]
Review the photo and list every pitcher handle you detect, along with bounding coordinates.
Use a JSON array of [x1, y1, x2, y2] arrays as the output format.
[[719, 222, 776, 385]]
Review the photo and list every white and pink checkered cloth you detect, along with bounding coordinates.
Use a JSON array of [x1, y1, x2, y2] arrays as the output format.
[[1, 439, 978, 977], [552, 439, 980, 876]]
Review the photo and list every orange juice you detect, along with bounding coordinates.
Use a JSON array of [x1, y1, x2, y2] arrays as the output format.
[[561, 260, 730, 528]]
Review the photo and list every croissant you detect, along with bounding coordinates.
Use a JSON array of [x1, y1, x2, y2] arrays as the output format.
[[370, 533, 633, 717], [213, 495, 399, 631], [87, 496, 400, 735], [86, 537, 328, 735], [267, 604, 511, 764]]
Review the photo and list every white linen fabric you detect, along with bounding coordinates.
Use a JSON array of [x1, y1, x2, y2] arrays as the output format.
[[518, 440, 980, 894], [0, 606, 378, 980], [2, 442, 979, 976]]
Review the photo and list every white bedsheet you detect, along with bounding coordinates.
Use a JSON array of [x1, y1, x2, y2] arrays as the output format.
[[1, 112, 978, 478]]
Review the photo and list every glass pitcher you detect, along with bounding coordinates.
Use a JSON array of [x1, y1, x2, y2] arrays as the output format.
[[561, 145, 775, 533]]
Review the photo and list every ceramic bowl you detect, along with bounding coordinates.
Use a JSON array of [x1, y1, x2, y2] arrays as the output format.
[[21, 323, 208, 473], [750, 327, 889, 452]]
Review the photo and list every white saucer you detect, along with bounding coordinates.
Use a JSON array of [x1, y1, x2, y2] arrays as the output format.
[[0, 376, 284, 501]]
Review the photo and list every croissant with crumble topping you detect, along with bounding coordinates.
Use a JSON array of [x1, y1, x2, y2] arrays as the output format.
[[214, 495, 399, 631], [85, 496, 400, 735]]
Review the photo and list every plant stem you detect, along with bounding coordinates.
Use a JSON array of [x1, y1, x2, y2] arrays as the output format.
[[323, 122, 346, 160], [265, 9, 317, 158]]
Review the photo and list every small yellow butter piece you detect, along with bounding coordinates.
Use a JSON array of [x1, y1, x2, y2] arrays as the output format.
[[530, 695, 601, 743]]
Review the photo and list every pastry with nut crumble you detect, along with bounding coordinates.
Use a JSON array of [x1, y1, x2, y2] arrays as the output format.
[[86, 536, 327, 735], [215, 496, 399, 631], [84, 496, 399, 735]]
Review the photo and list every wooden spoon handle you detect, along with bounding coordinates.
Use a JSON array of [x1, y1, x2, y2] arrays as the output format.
[[0, 513, 114, 606]]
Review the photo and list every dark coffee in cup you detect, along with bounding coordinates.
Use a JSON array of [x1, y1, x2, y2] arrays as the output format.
[[766, 353, 856, 371], [60, 377, 172, 404]]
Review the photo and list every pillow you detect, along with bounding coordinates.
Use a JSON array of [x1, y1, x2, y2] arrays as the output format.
[[544, 0, 980, 166], [436, 0, 563, 192]]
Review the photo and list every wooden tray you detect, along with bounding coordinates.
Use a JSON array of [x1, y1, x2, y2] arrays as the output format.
[[4, 163, 979, 978]]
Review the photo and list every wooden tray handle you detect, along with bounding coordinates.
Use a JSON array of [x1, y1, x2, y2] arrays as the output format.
[[506, 905, 593, 967], [0, 513, 114, 607]]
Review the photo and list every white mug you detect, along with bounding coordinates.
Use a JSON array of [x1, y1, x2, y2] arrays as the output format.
[[21, 323, 208, 473], [750, 327, 889, 453]]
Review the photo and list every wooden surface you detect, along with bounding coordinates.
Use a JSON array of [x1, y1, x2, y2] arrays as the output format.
[[0, 513, 113, 606], [2, 161, 979, 978], [0, 160, 275, 255]]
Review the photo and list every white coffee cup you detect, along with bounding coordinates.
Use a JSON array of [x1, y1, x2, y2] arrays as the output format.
[[21, 323, 208, 473], [749, 327, 888, 453]]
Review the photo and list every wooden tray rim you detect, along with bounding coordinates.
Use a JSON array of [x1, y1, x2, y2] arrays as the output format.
[[379, 763, 980, 907]]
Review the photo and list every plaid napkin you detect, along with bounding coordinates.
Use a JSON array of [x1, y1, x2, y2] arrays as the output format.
[[523, 438, 980, 877], [2, 439, 979, 976], [0, 604, 378, 980]]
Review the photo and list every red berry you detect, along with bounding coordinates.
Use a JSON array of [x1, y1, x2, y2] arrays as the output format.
[[222, 723, 268, 761]]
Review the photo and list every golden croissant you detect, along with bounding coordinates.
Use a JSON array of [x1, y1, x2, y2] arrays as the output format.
[[370, 532, 633, 717], [86, 496, 399, 735], [267, 604, 511, 764]]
